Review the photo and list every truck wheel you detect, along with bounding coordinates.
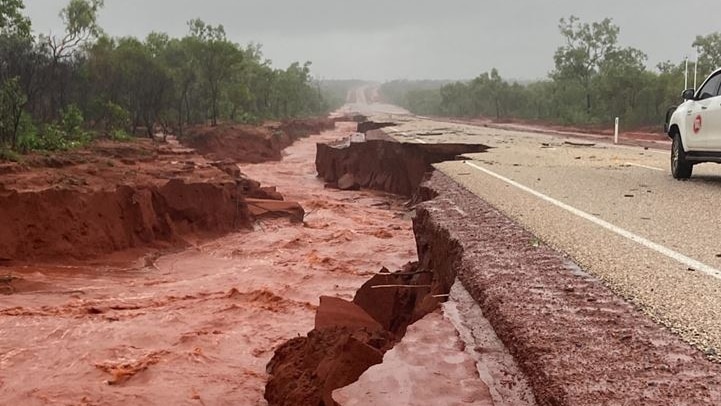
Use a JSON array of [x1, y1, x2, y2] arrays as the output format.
[[671, 133, 693, 179]]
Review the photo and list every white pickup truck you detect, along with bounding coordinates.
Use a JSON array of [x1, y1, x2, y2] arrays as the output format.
[[666, 68, 721, 179]]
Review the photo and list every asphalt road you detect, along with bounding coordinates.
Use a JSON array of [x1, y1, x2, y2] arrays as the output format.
[[354, 103, 721, 356]]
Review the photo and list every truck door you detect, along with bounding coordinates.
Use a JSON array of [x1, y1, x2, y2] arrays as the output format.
[[689, 72, 721, 150]]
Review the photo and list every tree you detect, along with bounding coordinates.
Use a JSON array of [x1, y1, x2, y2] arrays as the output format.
[[0, 76, 27, 147], [693, 32, 721, 79], [0, 0, 29, 36], [44, 0, 104, 115], [0, 0, 32, 147], [86, 36, 171, 136], [155, 37, 196, 134], [48, 0, 104, 59], [553, 16, 619, 116], [0, 3, 333, 153], [188, 19, 242, 126], [595, 47, 648, 123], [468, 69, 508, 119]]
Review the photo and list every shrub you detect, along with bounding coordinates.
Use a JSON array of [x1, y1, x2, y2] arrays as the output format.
[[0, 147, 22, 162], [31, 105, 94, 151], [15, 112, 39, 152], [104, 101, 131, 135]]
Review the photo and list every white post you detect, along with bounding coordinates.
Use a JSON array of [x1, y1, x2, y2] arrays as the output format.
[[614, 117, 620, 145], [694, 49, 699, 89]]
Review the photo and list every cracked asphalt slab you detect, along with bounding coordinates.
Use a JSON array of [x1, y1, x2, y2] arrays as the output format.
[[368, 113, 721, 357]]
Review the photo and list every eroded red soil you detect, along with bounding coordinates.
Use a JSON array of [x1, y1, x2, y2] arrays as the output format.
[[0, 120, 331, 262], [0, 122, 418, 405], [182, 118, 335, 163]]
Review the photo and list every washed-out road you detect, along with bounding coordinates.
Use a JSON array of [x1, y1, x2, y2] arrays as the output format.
[[355, 99, 721, 356]]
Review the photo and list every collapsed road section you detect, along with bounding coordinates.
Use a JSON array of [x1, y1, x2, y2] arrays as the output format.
[[316, 124, 487, 196], [414, 171, 721, 405], [281, 119, 721, 405]]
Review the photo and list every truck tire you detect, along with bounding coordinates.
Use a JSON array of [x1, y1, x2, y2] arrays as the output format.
[[671, 133, 693, 179]]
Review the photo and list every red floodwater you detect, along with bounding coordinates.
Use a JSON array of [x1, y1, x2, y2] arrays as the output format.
[[0, 122, 417, 405]]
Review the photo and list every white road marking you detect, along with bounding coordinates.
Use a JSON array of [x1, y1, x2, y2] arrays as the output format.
[[415, 138, 428, 144], [624, 162, 665, 172], [464, 161, 721, 280]]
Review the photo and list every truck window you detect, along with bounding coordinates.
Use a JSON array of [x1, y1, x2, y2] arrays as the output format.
[[698, 73, 721, 100]]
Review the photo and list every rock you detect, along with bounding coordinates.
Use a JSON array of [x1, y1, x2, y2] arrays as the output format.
[[337, 173, 360, 191], [315, 296, 383, 331], [244, 198, 305, 223]]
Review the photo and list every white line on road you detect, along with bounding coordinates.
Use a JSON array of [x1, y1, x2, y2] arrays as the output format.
[[464, 161, 721, 280], [624, 162, 665, 172]]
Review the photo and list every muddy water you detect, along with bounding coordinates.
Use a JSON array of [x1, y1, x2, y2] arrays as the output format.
[[0, 122, 417, 405]]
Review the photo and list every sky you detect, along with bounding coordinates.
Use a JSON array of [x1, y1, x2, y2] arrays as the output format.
[[20, 0, 721, 82]]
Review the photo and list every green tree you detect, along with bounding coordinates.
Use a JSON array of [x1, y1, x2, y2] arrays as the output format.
[[87, 36, 171, 136], [0, 77, 27, 147], [0, 0, 30, 36], [44, 0, 104, 115], [553, 16, 619, 116], [693, 32, 721, 79], [595, 47, 648, 124], [469, 69, 509, 119], [188, 19, 242, 126]]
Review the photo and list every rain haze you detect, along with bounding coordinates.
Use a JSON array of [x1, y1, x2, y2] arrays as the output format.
[[19, 1, 721, 81]]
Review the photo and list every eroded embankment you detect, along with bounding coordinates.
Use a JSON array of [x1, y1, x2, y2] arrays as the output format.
[[415, 170, 721, 405], [182, 118, 335, 163], [0, 119, 331, 262], [0, 173, 301, 262], [316, 130, 487, 196]]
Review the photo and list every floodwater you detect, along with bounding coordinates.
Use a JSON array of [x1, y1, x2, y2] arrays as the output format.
[[0, 122, 418, 405]]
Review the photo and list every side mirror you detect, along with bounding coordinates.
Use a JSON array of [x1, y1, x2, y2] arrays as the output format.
[[682, 88, 696, 100]]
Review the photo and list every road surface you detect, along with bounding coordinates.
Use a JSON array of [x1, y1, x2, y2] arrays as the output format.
[[354, 103, 721, 356]]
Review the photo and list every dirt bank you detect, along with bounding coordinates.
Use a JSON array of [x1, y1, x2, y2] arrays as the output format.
[[414, 170, 721, 405], [316, 130, 488, 196], [0, 136, 302, 262], [181, 118, 335, 163]]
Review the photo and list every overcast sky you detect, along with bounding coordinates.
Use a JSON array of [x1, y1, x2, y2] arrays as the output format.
[[21, 0, 721, 81]]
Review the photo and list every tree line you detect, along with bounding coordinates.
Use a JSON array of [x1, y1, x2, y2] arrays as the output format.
[[0, 0, 328, 155], [382, 16, 721, 130]]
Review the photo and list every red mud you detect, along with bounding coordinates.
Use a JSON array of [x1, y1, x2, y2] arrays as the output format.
[[414, 170, 721, 405], [0, 121, 418, 405]]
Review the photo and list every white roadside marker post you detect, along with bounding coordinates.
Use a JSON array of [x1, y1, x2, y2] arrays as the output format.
[[614, 117, 619, 145]]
